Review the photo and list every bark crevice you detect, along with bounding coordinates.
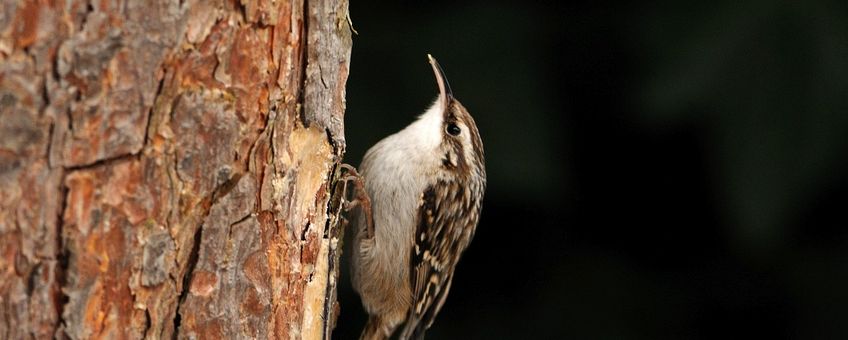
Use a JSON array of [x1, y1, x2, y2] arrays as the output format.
[[53, 177, 69, 339], [62, 152, 137, 172], [172, 223, 203, 340]]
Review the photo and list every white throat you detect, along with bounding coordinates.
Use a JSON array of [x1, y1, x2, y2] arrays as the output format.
[[395, 97, 444, 153]]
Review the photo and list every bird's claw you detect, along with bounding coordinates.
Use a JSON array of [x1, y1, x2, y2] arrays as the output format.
[[339, 164, 375, 239]]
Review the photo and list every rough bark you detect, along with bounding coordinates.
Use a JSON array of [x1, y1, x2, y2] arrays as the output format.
[[0, 0, 352, 338]]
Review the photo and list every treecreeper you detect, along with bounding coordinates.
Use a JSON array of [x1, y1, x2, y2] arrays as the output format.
[[346, 55, 487, 340]]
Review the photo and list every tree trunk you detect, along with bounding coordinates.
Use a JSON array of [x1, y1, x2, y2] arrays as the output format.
[[0, 0, 352, 338]]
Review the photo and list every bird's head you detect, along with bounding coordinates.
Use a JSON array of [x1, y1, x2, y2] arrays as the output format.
[[417, 55, 485, 180]]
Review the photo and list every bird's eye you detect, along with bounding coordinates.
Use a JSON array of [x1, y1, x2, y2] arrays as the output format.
[[447, 123, 461, 136]]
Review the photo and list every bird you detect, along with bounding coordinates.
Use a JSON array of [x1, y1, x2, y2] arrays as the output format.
[[348, 55, 486, 340]]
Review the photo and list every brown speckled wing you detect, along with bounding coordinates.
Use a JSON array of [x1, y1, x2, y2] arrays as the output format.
[[401, 180, 481, 339]]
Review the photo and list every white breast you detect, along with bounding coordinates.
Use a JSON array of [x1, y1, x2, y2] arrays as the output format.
[[358, 98, 444, 282]]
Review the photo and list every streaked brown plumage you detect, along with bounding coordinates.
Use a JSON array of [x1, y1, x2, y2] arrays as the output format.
[[350, 55, 486, 340]]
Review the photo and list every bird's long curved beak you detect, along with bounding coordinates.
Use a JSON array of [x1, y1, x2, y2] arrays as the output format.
[[428, 54, 453, 110]]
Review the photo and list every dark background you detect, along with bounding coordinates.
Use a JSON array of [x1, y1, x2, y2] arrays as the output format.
[[335, 1, 848, 339]]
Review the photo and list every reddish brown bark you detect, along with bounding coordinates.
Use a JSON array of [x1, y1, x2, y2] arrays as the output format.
[[0, 0, 352, 338]]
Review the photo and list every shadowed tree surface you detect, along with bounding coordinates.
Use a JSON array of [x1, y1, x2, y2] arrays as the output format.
[[0, 0, 351, 338]]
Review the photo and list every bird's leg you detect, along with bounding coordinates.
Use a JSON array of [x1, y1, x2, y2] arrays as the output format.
[[339, 164, 375, 239]]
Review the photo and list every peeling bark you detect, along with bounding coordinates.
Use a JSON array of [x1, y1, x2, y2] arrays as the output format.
[[0, 0, 352, 339]]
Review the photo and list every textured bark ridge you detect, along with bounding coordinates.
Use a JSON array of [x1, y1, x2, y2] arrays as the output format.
[[0, 0, 352, 338]]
